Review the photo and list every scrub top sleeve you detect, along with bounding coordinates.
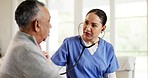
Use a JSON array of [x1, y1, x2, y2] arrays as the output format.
[[51, 39, 69, 66], [106, 46, 119, 73]]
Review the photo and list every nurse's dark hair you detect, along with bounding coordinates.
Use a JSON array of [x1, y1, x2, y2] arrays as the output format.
[[15, 0, 45, 28], [86, 9, 107, 26]]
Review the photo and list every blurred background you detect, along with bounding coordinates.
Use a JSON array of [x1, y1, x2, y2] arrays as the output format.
[[0, 0, 147, 78]]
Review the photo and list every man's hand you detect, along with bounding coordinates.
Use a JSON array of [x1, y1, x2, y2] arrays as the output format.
[[43, 51, 49, 59]]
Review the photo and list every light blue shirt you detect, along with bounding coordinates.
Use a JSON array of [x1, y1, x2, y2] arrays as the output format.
[[51, 35, 119, 78], [0, 31, 61, 78]]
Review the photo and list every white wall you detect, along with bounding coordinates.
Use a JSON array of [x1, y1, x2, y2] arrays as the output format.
[[0, 0, 13, 56]]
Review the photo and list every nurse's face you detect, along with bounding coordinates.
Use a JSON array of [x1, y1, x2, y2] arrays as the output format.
[[82, 13, 106, 42]]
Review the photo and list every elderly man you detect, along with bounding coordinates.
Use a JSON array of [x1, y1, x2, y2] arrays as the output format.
[[0, 0, 61, 78]]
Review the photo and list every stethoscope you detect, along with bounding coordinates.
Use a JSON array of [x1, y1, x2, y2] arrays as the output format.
[[60, 37, 100, 75], [60, 23, 102, 75]]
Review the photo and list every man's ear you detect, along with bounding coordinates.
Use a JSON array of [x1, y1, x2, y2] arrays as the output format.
[[34, 20, 40, 32]]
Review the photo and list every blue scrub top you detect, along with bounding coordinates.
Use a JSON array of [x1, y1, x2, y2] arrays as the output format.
[[51, 35, 119, 78]]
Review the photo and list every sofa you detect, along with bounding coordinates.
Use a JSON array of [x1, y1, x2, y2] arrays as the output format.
[[116, 56, 136, 78]]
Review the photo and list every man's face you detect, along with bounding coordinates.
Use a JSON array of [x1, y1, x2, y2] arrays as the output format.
[[38, 6, 51, 42]]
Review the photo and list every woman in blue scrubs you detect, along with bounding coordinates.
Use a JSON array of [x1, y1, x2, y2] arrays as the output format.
[[51, 9, 119, 78]]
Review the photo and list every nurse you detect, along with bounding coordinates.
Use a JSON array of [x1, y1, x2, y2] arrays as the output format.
[[51, 9, 119, 78]]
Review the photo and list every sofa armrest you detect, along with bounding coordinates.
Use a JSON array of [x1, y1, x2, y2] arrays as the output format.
[[116, 56, 136, 78]]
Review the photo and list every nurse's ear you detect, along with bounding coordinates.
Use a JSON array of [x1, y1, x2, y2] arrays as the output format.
[[101, 26, 106, 31]]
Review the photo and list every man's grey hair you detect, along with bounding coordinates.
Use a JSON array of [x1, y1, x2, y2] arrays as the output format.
[[15, 0, 45, 28]]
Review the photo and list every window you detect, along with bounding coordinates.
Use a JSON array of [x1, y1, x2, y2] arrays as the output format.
[[115, 1, 147, 78], [46, 0, 74, 56], [115, 1, 147, 54], [38, 0, 147, 77]]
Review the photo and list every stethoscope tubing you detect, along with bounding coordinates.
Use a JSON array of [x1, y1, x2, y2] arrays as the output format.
[[60, 22, 102, 75], [60, 37, 98, 75]]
